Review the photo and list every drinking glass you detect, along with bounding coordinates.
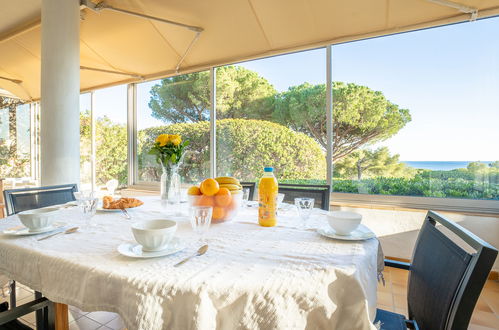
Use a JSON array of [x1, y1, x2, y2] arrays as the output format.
[[78, 197, 99, 230], [242, 188, 250, 208], [277, 193, 285, 208], [189, 206, 212, 243], [295, 197, 314, 229], [74, 190, 95, 201], [106, 179, 119, 196]]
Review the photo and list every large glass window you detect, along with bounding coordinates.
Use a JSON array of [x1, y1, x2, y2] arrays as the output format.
[[93, 86, 128, 188], [79, 93, 92, 190], [215, 49, 327, 184], [0, 99, 31, 178], [137, 73, 210, 185], [331, 18, 499, 200]]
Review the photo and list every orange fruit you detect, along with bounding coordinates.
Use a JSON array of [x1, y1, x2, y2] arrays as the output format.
[[187, 186, 202, 195], [200, 178, 220, 196], [227, 196, 238, 210], [212, 206, 226, 221], [214, 188, 232, 207], [194, 195, 214, 207]]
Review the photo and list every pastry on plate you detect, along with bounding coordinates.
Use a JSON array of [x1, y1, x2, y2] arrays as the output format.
[[103, 196, 143, 209]]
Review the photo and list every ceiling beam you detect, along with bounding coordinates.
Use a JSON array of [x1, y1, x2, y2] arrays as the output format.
[[80, 66, 144, 79], [0, 75, 22, 84], [0, 17, 41, 44]]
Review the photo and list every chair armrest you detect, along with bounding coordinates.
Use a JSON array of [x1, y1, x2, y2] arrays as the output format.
[[384, 259, 411, 270], [0, 298, 52, 325], [405, 319, 419, 330]]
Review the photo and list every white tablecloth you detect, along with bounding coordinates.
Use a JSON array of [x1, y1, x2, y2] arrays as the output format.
[[0, 197, 379, 330]]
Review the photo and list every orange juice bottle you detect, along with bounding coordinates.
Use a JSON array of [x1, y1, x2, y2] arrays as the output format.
[[258, 167, 278, 227]]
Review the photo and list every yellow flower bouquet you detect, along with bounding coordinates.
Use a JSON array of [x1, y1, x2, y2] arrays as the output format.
[[149, 134, 189, 200], [148, 134, 189, 166]]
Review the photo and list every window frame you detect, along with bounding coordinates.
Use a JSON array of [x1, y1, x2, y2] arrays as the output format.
[[122, 45, 498, 214]]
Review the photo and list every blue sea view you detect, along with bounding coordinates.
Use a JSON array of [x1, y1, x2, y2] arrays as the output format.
[[402, 161, 493, 171]]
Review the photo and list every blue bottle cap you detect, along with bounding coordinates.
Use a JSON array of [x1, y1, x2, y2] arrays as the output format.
[[264, 167, 274, 172]]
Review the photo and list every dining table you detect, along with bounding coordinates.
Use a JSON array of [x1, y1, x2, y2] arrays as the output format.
[[0, 196, 381, 330]]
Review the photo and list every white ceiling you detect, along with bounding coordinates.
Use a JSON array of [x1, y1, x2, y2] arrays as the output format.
[[1, 0, 499, 100]]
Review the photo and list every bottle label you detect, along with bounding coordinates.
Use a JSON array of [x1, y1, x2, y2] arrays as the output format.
[[258, 194, 277, 221]]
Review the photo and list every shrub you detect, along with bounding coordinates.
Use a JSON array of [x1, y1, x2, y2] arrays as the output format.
[[138, 119, 326, 183]]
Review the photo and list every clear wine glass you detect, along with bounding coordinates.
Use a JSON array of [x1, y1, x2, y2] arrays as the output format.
[[189, 206, 212, 243], [295, 197, 315, 229]]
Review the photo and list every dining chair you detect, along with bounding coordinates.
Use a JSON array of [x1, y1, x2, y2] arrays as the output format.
[[278, 184, 330, 211], [240, 182, 256, 201], [3, 184, 78, 329], [3, 184, 78, 216], [0, 298, 55, 330], [375, 210, 498, 330]]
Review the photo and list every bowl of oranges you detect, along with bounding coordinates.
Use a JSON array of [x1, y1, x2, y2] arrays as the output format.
[[187, 176, 243, 223]]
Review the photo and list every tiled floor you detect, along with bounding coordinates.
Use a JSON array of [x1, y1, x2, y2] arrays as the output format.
[[2, 269, 498, 329], [0, 284, 125, 330], [378, 266, 499, 330]]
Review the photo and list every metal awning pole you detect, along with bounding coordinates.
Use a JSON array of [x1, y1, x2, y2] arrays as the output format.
[[426, 0, 478, 21], [80, 0, 203, 32]]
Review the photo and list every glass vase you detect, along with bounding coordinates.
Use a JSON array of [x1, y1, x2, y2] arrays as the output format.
[[160, 162, 181, 204]]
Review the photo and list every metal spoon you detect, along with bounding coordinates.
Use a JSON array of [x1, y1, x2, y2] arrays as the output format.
[[37, 227, 79, 241], [174, 245, 208, 267]]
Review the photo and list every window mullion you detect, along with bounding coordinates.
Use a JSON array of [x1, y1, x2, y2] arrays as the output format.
[[210, 67, 217, 178], [326, 45, 333, 188]]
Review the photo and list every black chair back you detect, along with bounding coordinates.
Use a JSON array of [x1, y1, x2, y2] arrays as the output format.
[[407, 211, 497, 330], [277, 184, 330, 210], [240, 182, 256, 201], [3, 184, 78, 216]]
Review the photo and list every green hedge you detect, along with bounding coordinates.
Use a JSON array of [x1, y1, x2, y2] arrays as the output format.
[[280, 174, 498, 200], [138, 119, 327, 183]]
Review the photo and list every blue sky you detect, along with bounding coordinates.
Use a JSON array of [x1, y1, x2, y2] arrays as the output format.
[[82, 16, 499, 161]]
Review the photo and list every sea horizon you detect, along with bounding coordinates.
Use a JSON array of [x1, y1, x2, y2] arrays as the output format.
[[401, 161, 494, 171]]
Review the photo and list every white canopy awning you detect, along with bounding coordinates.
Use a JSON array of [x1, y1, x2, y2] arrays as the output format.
[[1, 0, 498, 100]]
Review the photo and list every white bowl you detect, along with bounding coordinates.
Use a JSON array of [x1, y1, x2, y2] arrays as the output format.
[[131, 219, 177, 252], [17, 207, 60, 232], [327, 211, 362, 236]]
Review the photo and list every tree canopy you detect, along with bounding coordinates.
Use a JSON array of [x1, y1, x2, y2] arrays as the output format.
[[274, 82, 411, 160], [149, 68, 411, 161], [149, 66, 276, 123], [0, 96, 30, 178], [80, 111, 128, 186]]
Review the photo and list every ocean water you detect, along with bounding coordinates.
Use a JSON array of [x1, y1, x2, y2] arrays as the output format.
[[402, 161, 493, 171]]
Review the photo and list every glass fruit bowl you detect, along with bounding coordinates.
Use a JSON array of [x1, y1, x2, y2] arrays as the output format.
[[187, 193, 243, 223]]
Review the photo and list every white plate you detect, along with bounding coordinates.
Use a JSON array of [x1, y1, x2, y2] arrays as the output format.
[[317, 224, 376, 241], [117, 237, 185, 258], [2, 222, 68, 236], [97, 205, 142, 212]]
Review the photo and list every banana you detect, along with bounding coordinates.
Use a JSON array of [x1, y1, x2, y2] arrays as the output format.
[[230, 189, 242, 195], [215, 177, 240, 185], [219, 183, 242, 191]]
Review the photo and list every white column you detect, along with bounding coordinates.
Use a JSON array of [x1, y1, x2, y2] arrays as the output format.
[[40, 0, 80, 186]]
